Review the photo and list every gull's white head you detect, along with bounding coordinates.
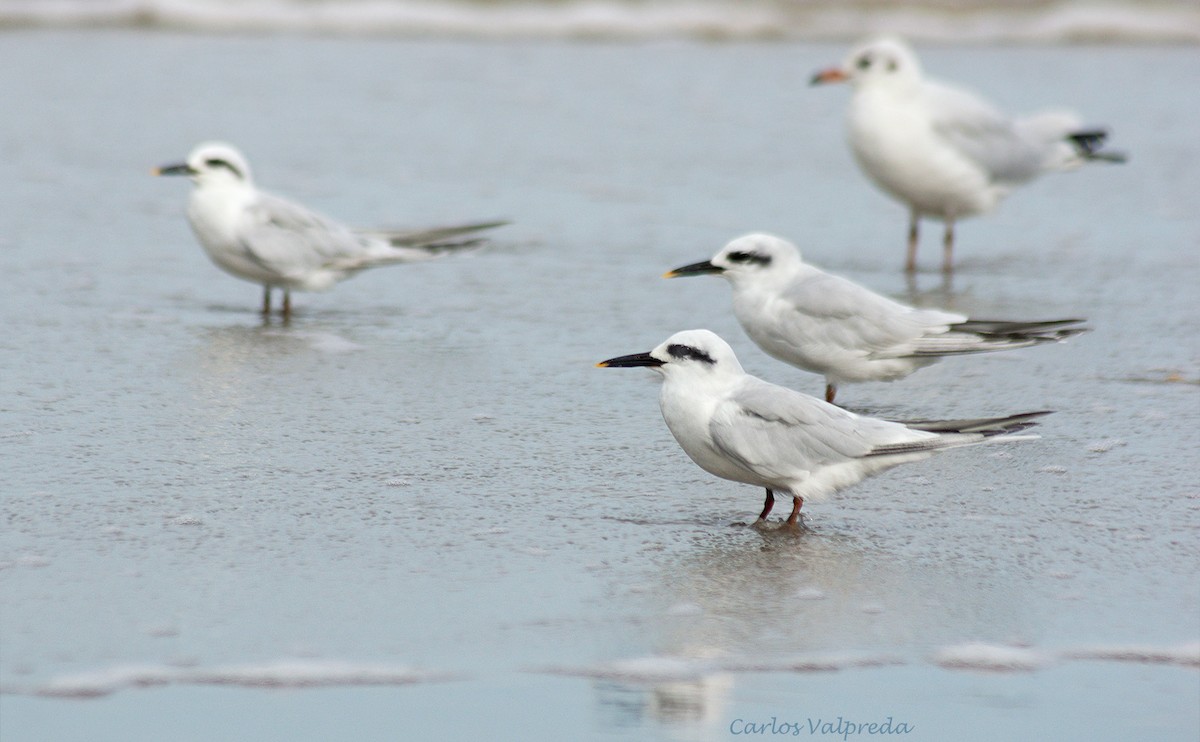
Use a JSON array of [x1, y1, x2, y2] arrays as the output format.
[[811, 36, 922, 91], [154, 141, 254, 187], [665, 232, 802, 287], [597, 329, 745, 378]]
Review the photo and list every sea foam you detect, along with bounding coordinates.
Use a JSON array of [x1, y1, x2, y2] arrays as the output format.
[[27, 660, 454, 699], [18, 642, 1197, 698], [1, 0, 1197, 43], [933, 643, 1047, 672]]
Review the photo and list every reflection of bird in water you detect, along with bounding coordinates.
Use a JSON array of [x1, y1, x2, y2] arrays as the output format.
[[578, 535, 907, 738], [592, 661, 733, 740], [573, 525, 1034, 738], [812, 36, 1124, 273], [599, 329, 1048, 526], [155, 141, 506, 318]]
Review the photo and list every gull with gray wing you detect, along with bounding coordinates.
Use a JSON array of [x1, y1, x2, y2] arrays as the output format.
[[811, 36, 1123, 272]]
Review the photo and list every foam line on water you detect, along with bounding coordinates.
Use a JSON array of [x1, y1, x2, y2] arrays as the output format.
[[21, 660, 459, 699], [1, 1, 1198, 43]]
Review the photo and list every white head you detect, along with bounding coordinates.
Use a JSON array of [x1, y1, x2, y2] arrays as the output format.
[[811, 36, 923, 92], [154, 141, 254, 187], [597, 329, 745, 379], [665, 232, 803, 287]]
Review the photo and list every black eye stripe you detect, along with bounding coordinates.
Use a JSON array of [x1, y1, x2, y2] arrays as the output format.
[[727, 251, 771, 266], [204, 158, 243, 178], [667, 344, 716, 365]]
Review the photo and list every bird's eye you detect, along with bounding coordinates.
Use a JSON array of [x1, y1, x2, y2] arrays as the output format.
[[727, 251, 771, 266], [886, 57, 898, 72], [856, 54, 872, 70], [667, 344, 716, 365]]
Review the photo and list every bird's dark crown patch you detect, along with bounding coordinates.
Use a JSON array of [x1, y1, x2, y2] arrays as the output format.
[[726, 251, 771, 266], [205, 158, 244, 179], [667, 344, 716, 365]]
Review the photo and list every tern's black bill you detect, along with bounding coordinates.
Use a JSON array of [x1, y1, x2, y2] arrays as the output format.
[[596, 352, 665, 368], [664, 260, 723, 278], [153, 162, 194, 177]]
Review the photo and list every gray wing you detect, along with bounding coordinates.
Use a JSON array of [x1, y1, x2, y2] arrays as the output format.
[[905, 319, 1088, 357], [359, 220, 509, 247], [923, 79, 1048, 183], [708, 378, 922, 481], [780, 270, 965, 358], [238, 192, 378, 278]]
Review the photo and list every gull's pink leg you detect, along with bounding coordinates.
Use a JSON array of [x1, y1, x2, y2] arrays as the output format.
[[942, 220, 955, 274]]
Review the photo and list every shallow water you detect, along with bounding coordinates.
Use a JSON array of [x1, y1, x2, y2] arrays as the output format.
[[1, 31, 1197, 741]]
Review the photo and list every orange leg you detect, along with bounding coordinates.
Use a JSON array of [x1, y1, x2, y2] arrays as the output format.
[[785, 497, 804, 527]]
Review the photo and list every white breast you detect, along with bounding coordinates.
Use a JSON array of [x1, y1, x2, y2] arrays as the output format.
[[847, 89, 1000, 219]]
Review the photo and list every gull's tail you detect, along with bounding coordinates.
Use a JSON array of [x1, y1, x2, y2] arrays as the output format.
[[1066, 129, 1127, 164]]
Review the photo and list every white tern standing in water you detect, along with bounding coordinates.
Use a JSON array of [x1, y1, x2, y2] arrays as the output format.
[[154, 141, 507, 317], [666, 233, 1087, 403], [597, 329, 1049, 527], [811, 36, 1124, 273]]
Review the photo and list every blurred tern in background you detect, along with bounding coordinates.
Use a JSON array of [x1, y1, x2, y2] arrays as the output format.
[[154, 141, 507, 318], [598, 329, 1048, 527], [811, 36, 1124, 273], [666, 233, 1087, 403]]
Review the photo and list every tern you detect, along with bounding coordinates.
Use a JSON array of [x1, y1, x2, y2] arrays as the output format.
[[598, 329, 1049, 526], [154, 141, 507, 317], [666, 233, 1087, 403]]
